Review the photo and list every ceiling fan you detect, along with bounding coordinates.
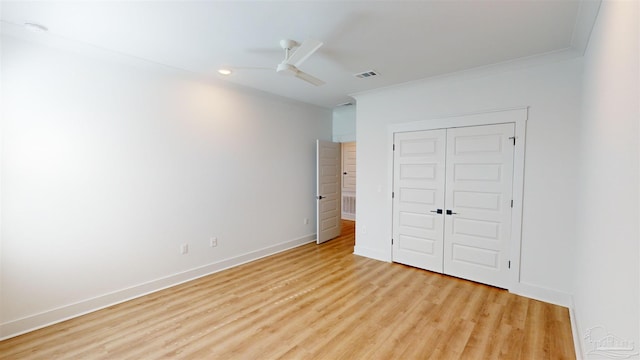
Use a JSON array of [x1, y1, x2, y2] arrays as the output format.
[[221, 39, 325, 87], [275, 39, 325, 86]]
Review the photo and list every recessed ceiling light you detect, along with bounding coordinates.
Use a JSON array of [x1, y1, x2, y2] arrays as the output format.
[[23, 22, 48, 33], [218, 68, 232, 76]]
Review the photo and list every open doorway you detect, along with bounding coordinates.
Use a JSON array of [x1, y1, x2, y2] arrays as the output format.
[[341, 142, 356, 221], [315, 140, 356, 244]]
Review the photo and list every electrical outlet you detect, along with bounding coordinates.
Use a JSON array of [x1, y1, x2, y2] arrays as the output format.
[[210, 237, 218, 247], [304, 218, 309, 225], [180, 243, 189, 254]]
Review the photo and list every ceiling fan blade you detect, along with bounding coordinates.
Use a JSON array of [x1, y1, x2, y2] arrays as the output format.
[[295, 70, 325, 86], [287, 39, 323, 67], [231, 66, 273, 71]]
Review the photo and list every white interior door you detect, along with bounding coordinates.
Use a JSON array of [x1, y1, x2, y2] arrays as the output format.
[[392, 130, 446, 272], [443, 123, 515, 288], [316, 140, 341, 244]]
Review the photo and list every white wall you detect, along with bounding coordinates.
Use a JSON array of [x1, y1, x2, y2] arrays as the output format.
[[352, 53, 583, 303], [574, 0, 639, 356], [332, 104, 356, 143], [0, 35, 332, 338]]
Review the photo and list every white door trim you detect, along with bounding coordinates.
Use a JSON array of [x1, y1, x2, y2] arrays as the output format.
[[387, 107, 527, 291]]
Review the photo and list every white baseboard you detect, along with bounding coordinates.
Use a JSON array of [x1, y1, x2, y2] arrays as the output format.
[[568, 298, 585, 359], [353, 245, 391, 262], [510, 281, 573, 308], [0, 233, 316, 340]]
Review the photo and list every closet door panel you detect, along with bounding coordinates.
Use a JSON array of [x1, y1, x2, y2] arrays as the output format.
[[443, 123, 515, 288], [392, 130, 446, 272]]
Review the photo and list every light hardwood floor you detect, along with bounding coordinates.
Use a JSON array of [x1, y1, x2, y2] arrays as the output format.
[[0, 220, 575, 359]]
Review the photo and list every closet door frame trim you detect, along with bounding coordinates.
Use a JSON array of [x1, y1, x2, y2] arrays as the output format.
[[387, 107, 527, 291]]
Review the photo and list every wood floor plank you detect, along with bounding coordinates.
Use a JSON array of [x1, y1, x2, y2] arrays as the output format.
[[0, 220, 576, 359]]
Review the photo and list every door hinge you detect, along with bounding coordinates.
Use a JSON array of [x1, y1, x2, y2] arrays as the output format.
[[511, 199, 514, 208], [392, 191, 395, 199], [509, 136, 516, 145], [508, 260, 511, 269], [391, 238, 394, 245], [393, 144, 396, 151]]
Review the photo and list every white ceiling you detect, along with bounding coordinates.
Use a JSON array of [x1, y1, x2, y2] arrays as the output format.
[[0, 1, 598, 108]]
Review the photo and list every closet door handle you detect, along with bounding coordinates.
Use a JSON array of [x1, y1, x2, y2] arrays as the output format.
[[430, 209, 443, 214], [446, 210, 458, 215]]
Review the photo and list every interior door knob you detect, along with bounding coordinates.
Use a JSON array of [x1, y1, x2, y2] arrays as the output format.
[[317, 195, 324, 200], [446, 209, 458, 215]]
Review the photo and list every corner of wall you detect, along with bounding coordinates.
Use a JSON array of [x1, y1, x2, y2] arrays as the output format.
[[567, 295, 585, 359], [353, 245, 391, 263], [570, 0, 602, 54], [510, 282, 573, 308]]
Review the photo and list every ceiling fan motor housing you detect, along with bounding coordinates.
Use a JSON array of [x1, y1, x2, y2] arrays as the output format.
[[280, 39, 298, 50], [276, 62, 297, 76]]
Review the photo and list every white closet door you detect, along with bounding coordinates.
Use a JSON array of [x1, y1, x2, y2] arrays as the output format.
[[443, 123, 515, 288], [392, 130, 446, 272]]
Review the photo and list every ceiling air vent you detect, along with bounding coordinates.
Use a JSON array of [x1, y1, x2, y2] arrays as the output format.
[[354, 70, 379, 79]]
